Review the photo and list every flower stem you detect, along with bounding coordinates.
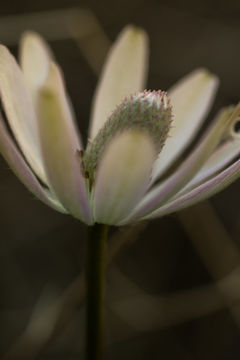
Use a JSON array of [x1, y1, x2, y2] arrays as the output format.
[[86, 223, 108, 360]]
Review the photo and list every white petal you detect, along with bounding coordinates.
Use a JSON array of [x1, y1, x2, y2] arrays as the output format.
[[89, 25, 148, 140], [180, 138, 240, 193], [20, 31, 81, 147], [38, 62, 92, 224], [19, 31, 53, 94], [177, 106, 240, 193], [0, 45, 47, 183], [93, 130, 156, 225], [143, 158, 240, 220], [151, 68, 219, 182], [122, 104, 240, 223], [0, 112, 66, 213]]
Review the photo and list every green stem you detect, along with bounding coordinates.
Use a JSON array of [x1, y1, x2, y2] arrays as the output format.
[[86, 223, 108, 360]]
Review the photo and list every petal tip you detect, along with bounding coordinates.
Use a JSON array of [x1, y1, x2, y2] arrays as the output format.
[[194, 67, 219, 87], [121, 24, 149, 47], [20, 30, 49, 46]]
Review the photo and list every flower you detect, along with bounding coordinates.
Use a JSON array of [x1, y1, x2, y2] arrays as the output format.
[[0, 26, 240, 226]]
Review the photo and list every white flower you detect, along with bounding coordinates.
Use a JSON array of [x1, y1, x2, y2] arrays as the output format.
[[0, 26, 240, 226]]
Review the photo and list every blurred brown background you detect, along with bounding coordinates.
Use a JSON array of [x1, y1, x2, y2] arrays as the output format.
[[1, 0, 240, 359]]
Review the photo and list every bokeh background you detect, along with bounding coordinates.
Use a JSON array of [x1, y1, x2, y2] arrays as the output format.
[[1, 0, 240, 359]]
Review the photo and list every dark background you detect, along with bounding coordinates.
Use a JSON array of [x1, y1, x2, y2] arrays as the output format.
[[1, 0, 240, 359]]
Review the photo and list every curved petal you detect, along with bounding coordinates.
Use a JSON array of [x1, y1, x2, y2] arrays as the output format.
[[176, 105, 240, 193], [38, 62, 92, 224], [19, 31, 53, 94], [123, 104, 240, 222], [89, 25, 149, 140], [0, 45, 47, 183], [0, 112, 66, 213], [93, 130, 156, 225], [151, 68, 219, 183], [180, 138, 240, 193], [143, 158, 240, 220], [19, 31, 81, 147]]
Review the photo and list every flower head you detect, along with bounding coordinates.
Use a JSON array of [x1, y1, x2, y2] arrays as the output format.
[[0, 26, 240, 226]]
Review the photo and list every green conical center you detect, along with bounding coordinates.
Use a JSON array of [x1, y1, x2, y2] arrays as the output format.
[[83, 90, 173, 184]]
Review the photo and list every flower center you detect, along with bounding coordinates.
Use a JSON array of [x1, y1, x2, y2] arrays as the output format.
[[82, 90, 173, 186]]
